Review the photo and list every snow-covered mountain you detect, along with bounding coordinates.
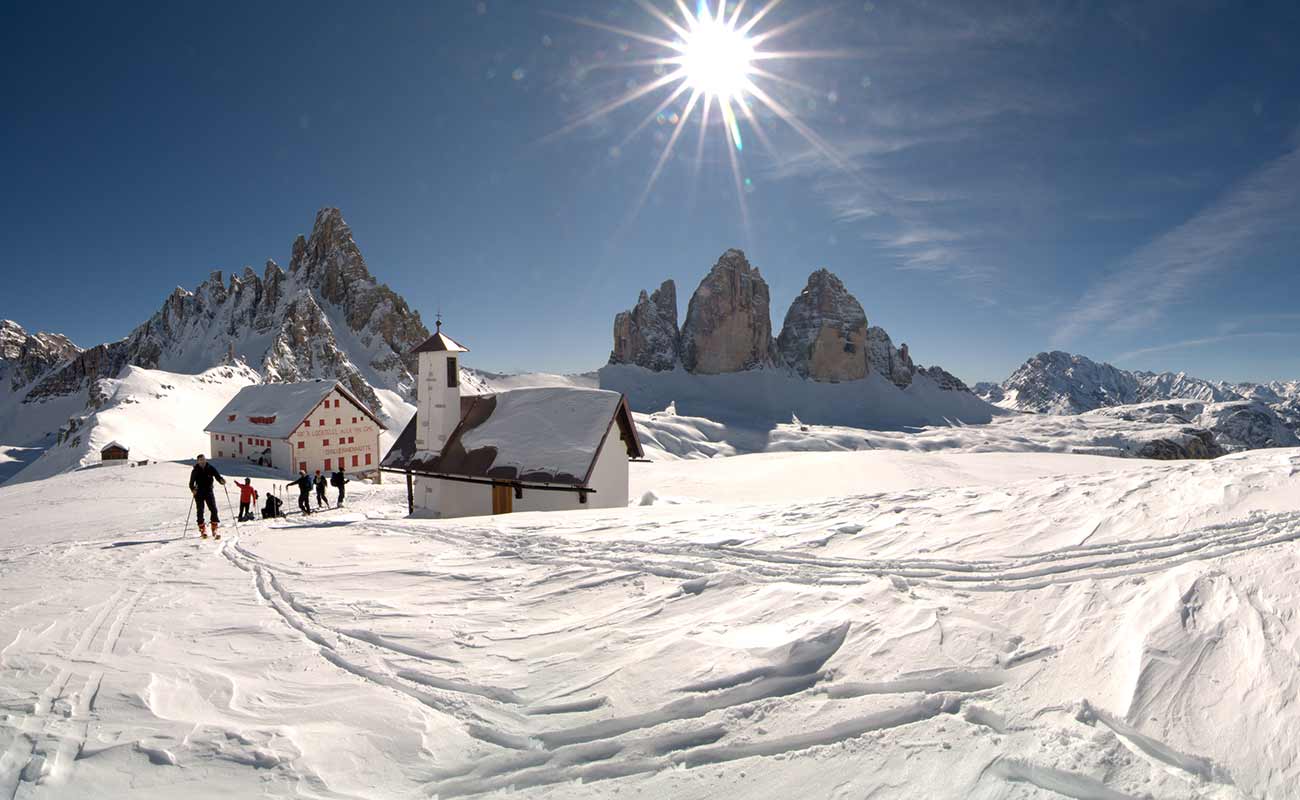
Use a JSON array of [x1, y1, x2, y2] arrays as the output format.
[[983, 351, 1300, 425], [1, 208, 444, 483], [983, 351, 1231, 415], [20, 208, 429, 421]]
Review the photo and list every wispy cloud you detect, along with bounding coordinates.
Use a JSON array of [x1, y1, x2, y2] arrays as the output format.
[[1112, 331, 1300, 363], [1053, 135, 1300, 346]]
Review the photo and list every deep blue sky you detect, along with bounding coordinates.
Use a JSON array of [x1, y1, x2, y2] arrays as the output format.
[[3, 0, 1299, 383]]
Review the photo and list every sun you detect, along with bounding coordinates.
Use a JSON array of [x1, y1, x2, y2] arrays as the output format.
[[679, 11, 755, 102], [556, 0, 850, 225]]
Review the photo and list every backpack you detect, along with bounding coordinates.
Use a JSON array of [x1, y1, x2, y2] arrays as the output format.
[[330, 472, 342, 487]]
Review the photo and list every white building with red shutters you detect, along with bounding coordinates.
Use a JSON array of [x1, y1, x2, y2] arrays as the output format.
[[204, 380, 386, 479]]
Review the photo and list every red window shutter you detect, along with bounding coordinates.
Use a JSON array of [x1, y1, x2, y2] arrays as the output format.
[[352, 416, 357, 423], [365, 452, 372, 465], [352, 455, 358, 467], [297, 441, 304, 449], [325, 458, 331, 470], [335, 418, 340, 425], [304, 420, 310, 427], [319, 419, 324, 427], [323, 439, 330, 446], [335, 399, 340, 408]]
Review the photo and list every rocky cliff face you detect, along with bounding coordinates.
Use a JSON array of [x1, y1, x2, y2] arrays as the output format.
[[0, 321, 81, 392], [610, 280, 680, 371], [865, 326, 917, 389], [775, 269, 868, 382], [609, 251, 970, 394], [680, 250, 777, 374], [17, 208, 430, 424]]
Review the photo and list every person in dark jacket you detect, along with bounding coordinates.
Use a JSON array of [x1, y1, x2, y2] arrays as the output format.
[[289, 469, 313, 515], [313, 470, 328, 509], [330, 467, 349, 507], [188, 454, 227, 539]]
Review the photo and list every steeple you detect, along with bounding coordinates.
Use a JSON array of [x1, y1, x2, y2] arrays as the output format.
[[413, 321, 468, 457]]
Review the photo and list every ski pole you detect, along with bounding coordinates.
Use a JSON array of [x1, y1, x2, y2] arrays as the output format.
[[183, 494, 194, 538], [223, 483, 240, 535]]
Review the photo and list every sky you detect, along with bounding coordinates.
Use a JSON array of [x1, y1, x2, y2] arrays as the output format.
[[3, 0, 1299, 384]]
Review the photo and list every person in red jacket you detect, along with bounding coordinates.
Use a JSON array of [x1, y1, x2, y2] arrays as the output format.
[[237, 478, 258, 522]]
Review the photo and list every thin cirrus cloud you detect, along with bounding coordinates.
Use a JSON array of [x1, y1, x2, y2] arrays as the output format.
[[1053, 134, 1300, 347], [1112, 331, 1300, 364]]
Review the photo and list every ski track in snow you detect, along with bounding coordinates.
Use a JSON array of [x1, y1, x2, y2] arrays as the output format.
[[2, 455, 1298, 798]]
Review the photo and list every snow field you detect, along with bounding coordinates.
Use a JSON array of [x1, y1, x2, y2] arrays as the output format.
[[2, 450, 1299, 797]]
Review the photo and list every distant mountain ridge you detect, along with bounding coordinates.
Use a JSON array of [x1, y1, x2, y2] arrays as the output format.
[[979, 351, 1300, 425]]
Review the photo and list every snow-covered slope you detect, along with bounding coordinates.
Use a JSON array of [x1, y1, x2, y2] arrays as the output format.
[[599, 364, 997, 429], [7, 364, 260, 484], [634, 402, 1235, 461], [3, 448, 1300, 797]]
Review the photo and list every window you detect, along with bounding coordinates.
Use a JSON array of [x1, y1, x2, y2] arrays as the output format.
[[319, 419, 325, 427], [304, 420, 310, 427], [217, 450, 223, 457], [352, 416, 357, 423], [352, 455, 359, 467], [323, 439, 330, 446], [325, 458, 331, 470], [364, 453, 372, 465], [335, 418, 341, 425], [335, 399, 340, 408], [447, 356, 458, 388], [297, 441, 304, 449]]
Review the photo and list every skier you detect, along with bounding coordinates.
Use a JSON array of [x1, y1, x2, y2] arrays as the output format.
[[331, 466, 349, 507], [188, 454, 227, 539], [314, 470, 328, 509], [237, 478, 258, 521], [289, 469, 313, 515]]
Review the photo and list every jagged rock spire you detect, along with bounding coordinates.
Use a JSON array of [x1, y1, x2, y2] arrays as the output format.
[[680, 249, 776, 374]]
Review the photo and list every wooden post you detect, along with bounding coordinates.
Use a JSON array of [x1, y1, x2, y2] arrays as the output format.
[[405, 469, 414, 514]]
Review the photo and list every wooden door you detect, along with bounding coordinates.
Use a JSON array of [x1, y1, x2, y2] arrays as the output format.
[[491, 484, 513, 515]]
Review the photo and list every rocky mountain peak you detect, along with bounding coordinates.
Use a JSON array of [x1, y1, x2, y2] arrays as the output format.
[[680, 249, 776, 374], [15, 208, 431, 424], [610, 280, 680, 371], [776, 269, 869, 382], [986, 351, 1256, 417], [0, 320, 82, 392], [607, 252, 971, 395]]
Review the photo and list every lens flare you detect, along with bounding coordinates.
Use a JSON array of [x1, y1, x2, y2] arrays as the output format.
[[556, 0, 852, 226]]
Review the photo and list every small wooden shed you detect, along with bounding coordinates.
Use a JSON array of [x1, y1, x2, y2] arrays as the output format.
[[100, 441, 129, 463]]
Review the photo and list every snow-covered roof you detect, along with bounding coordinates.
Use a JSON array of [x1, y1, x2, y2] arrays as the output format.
[[383, 387, 642, 486], [100, 440, 128, 453], [204, 381, 384, 439]]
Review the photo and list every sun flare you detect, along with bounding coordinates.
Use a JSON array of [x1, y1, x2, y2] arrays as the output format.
[[679, 12, 755, 103], [558, 0, 850, 225]]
